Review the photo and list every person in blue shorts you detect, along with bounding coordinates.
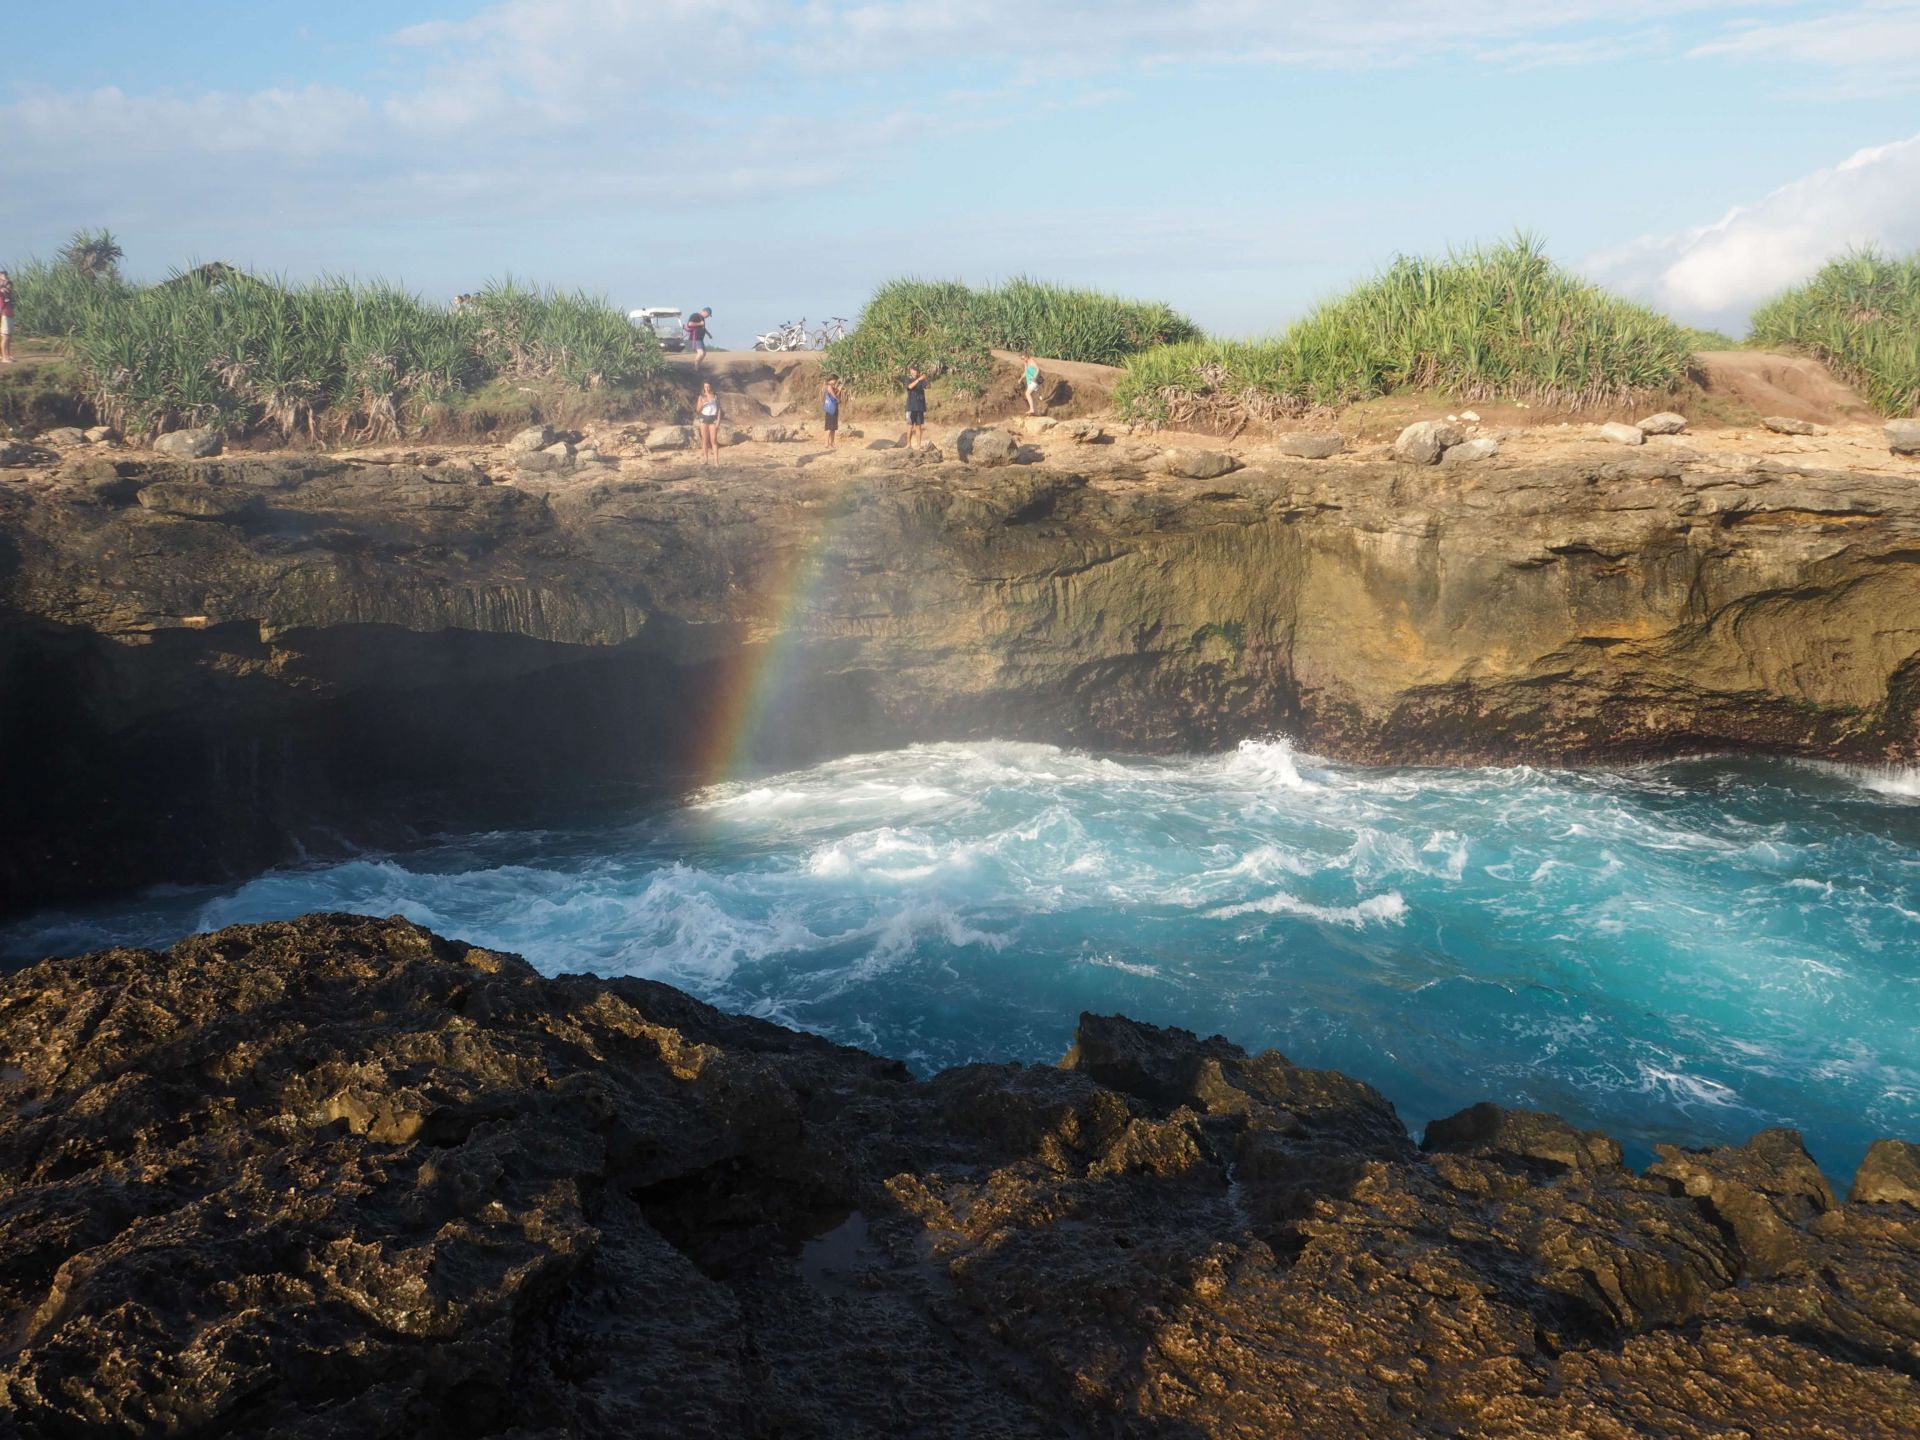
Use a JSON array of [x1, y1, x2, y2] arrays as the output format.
[[823, 374, 843, 448]]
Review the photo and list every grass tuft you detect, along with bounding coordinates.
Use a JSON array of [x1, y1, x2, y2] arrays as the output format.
[[1748, 248, 1920, 417], [824, 276, 1199, 397], [1114, 235, 1694, 427]]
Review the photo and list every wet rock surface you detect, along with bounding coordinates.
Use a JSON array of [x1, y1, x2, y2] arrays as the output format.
[[0, 914, 1916, 1438], [4, 447, 1920, 910]]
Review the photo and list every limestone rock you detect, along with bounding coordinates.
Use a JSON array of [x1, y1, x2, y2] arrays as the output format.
[[1763, 415, 1823, 436], [1274, 433, 1345, 460], [957, 428, 1018, 466], [643, 425, 692, 452], [1637, 412, 1688, 435], [1162, 447, 1239, 480], [1062, 419, 1107, 444], [1019, 415, 1058, 436], [135, 482, 265, 521], [507, 423, 556, 453], [516, 442, 576, 475], [1440, 437, 1500, 465], [152, 427, 224, 459], [85, 425, 121, 445], [1851, 1138, 1920, 1205], [1599, 422, 1646, 446], [750, 424, 795, 444], [1392, 421, 1462, 465], [1884, 420, 1920, 455]]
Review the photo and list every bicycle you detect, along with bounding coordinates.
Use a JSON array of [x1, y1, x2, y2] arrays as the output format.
[[753, 318, 811, 352], [811, 316, 850, 348]]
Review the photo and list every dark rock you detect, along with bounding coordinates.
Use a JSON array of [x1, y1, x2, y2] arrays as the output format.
[[1851, 1138, 1920, 1205], [1424, 1100, 1623, 1172], [1, 916, 1916, 1438], [152, 427, 224, 459], [134, 482, 267, 521], [1649, 1128, 1837, 1276]]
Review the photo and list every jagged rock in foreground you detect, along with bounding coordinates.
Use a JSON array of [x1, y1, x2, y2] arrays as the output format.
[[2, 916, 1916, 1439]]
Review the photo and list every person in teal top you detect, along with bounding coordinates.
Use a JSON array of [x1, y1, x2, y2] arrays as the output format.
[[1022, 353, 1042, 415]]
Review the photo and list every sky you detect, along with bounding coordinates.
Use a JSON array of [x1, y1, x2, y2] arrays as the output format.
[[4, 1, 1919, 341]]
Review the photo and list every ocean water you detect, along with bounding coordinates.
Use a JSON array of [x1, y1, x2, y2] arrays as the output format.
[[6, 739, 1919, 1178]]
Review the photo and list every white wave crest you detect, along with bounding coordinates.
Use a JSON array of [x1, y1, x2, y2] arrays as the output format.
[[1209, 889, 1408, 927]]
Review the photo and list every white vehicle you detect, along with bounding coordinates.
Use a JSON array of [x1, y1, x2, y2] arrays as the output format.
[[629, 306, 685, 352]]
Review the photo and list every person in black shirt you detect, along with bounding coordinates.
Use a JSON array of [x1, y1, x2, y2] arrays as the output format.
[[903, 364, 928, 446]]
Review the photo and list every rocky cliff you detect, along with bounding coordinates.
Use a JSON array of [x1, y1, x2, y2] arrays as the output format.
[[1, 914, 1916, 1437], [3, 439, 1919, 909]]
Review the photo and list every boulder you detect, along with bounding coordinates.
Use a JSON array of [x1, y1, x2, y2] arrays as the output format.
[[84, 425, 121, 445], [1883, 420, 1920, 455], [1423, 1102, 1622, 1172], [1648, 1129, 1836, 1278], [1599, 422, 1645, 447], [1850, 1139, 1920, 1206], [39, 427, 88, 446], [724, 429, 752, 447], [643, 426, 692, 452], [1637, 412, 1688, 436], [1162, 447, 1240, 480], [1019, 416, 1058, 436], [750, 425, 795, 444], [516, 443, 575, 475], [957, 428, 1018, 467], [1762, 415, 1823, 436], [152, 427, 224, 459], [1440, 437, 1500, 465], [573, 447, 609, 467], [1062, 419, 1107, 444], [507, 424, 557, 454], [135, 482, 264, 521], [1392, 421, 1463, 465], [1273, 433, 1345, 460]]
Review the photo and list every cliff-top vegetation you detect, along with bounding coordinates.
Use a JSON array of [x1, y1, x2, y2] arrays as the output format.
[[822, 277, 1199, 397], [6, 239, 661, 441], [1112, 237, 1695, 427], [1749, 249, 1920, 418]]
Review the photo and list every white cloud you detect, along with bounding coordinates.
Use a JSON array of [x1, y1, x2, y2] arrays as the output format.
[[1583, 133, 1920, 327], [1689, 2, 1920, 93]]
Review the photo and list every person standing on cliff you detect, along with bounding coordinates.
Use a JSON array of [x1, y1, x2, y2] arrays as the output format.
[[0, 271, 15, 364], [696, 379, 721, 467], [823, 374, 843, 448], [903, 364, 928, 446], [685, 308, 712, 367], [1022, 353, 1042, 415]]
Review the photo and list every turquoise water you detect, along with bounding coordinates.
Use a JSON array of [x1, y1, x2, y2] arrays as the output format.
[[6, 739, 1919, 1177]]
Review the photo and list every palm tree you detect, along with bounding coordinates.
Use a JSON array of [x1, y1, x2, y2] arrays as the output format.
[[59, 229, 124, 281]]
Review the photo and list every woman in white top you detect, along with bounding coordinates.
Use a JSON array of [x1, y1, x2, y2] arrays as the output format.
[[696, 381, 721, 467]]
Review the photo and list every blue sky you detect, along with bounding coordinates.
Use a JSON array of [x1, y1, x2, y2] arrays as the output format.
[[6, 2, 1919, 340]]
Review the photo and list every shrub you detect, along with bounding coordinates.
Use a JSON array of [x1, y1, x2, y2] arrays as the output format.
[[1748, 248, 1920, 417], [1114, 236, 1694, 426], [825, 276, 1198, 397], [51, 263, 661, 441]]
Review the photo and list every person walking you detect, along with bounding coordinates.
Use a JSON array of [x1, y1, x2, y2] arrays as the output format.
[[0, 271, 15, 364], [685, 307, 712, 367], [903, 364, 928, 446], [696, 380, 721, 466], [822, 374, 844, 448], [1022, 353, 1042, 415]]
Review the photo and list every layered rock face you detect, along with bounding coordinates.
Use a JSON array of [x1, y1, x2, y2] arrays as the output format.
[[3, 448, 1919, 908], [0, 915, 1915, 1437]]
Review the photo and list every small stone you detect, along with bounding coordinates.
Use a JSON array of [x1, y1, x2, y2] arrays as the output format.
[[1599, 422, 1645, 447], [1162, 447, 1240, 480], [1851, 1139, 1920, 1205], [1762, 415, 1823, 436], [507, 424, 556, 453], [1441, 437, 1500, 465], [152, 427, 224, 459], [1887, 420, 1920, 456], [1637, 412, 1688, 436], [1459, 410, 1481, 423], [1273, 433, 1344, 460], [1393, 421, 1463, 465]]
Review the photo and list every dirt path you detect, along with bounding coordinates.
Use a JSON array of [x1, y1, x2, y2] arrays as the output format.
[[1692, 350, 1876, 425]]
